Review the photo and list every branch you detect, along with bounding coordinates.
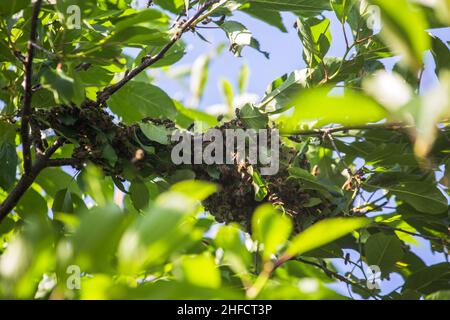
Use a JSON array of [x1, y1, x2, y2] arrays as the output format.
[[96, 0, 219, 103], [288, 122, 410, 139], [21, 0, 43, 174], [45, 158, 83, 168], [376, 224, 449, 244], [0, 138, 64, 223], [294, 257, 384, 300]]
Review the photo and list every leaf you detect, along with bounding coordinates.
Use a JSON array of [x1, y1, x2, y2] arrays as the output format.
[[238, 63, 250, 94], [0, 0, 29, 17], [139, 123, 169, 145], [129, 180, 150, 211], [430, 35, 450, 75], [15, 188, 48, 221], [176, 253, 221, 289], [0, 134, 17, 191], [247, 0, 330, 17], [73, 205, 130, 272], [331, 0, 356, 22], [220, 78, 234, 112], [369, 0, 430, 72], [248, 166, 268, 201], [52, 189, 74, 214], [239, 3, 287, 32], [239, 104, 268, 129], [41, 67, 84, 106], [252, 204, 293, 261], [81, 165, 114, 207], [218, 21, 269, 58], [215, 224, 252, 275], [288, 167, 342, 196], [285, 217, 369, 257], [384, 181, 448, 214], [404, 263, 450, 295], [296, 17, 332, 67], [190, 54, 210, 105], [108, 81, 177, 123], [171, 180, 217, 201], [118, 192, 201, 273], [277, 87, 388, 133], [259, 69, 309, 113], [154, 0, 184, 13], [365, 233, 404, 276]]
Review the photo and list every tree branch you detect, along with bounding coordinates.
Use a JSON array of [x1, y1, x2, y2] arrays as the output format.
[[21, 0, 43, 174], [96, 0, 219, 103], [0, 138, 64, 223], [288, 122, 410, 139], [294, 257, 384, 300]]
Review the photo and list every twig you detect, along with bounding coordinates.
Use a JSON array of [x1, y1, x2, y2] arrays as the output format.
[[376, 224, 448, 244], [21, 0, 43, 174], [294, 257, 383, 300], [288, 122, 411, 138], [96, 0, 219, 103]]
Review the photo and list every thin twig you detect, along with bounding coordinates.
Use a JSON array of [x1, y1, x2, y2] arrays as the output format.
[[96, 0, 219, 103], [288, 122, 411, 138]]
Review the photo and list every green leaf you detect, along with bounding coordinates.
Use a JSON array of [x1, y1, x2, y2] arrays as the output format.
[[331, 0, 356, 22], [108, 81, 177, 123], [0, 0, 29, 17], [215, 224, 252, 275], [246, 0, 330, 17], [369, 0, 430, 72], [73, 205, 130, 272], [383, 181, 448, 214], [296, 17, 332, 67], [288, 167, 342, 196], [15, 188, 48, 221], [426, 290, 450, 300], [0, 137, 17, 191], [404, 263, 450, 295], [118, 192, 201, 273], [430, 35, 450, 75], [176, 253, 221, 289], [81, 165, 114, 207], [239, 3, 287, 32], [154, 0, 184, 13], [41, 67, 85, 106], [239, 103, 268, 129], [220, 78, 234, 112], [365, 233, 404, 276], [52, 188, 74, 214], [285, 217, 369, 257], [238, 63, 250, 94], [129, 180, 150, 211], [171, 180, 217, 201], [252, 204, 293, 261], [139, 123, 169, 145], [259, 69, 309, 113], [218, 21, 269, 58], [190, 54, 210, 105], [248, 166, 268, 201], [277, 87, 388, 133]]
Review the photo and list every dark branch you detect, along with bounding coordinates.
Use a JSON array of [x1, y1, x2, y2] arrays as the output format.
[[0, 138, 64, 223], [20, 0, 43, 174], [288, 122, 411, 139], [96, 0, 219, 103]]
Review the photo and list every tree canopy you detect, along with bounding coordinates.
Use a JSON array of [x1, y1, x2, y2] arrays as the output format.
[[0, 0, 449, 300]]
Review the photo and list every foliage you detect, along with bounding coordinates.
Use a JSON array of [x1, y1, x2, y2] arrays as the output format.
[[0, 0, 449, 300]]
